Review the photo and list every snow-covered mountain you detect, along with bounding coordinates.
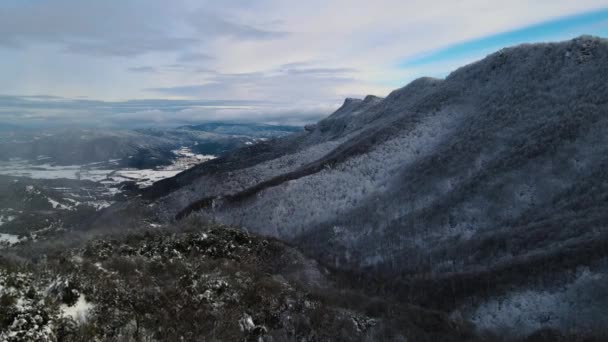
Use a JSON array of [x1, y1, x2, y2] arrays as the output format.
[[130, 36, 608, 338]]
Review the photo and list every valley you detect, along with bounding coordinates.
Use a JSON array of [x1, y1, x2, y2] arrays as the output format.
[[0, 124, 298, 251], [0, 146, 215, 188]]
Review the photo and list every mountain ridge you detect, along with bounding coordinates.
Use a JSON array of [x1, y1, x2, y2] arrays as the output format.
[[126, 35, 608, 337]]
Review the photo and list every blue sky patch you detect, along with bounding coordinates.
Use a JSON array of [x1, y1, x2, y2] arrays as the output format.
[[400, 8, 608, 69]]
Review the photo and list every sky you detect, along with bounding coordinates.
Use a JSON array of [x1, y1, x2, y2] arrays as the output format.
[[1, 0, 607, 128]]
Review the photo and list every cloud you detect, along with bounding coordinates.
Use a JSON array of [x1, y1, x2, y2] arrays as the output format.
[[177, 52, 215, 63], [0, 0, 195, 56], [0, 0, 286, 57], [128, 64, 217, 75], [0, 95, 327, 128], [189, 9, 289, 40], [143, 66, 379, 104], [64, 37, 200, 57], [398, 8, 608, 69], [1, 0, 607, 126], [128, 66, 158, 73], [282, 67, 358, 75]]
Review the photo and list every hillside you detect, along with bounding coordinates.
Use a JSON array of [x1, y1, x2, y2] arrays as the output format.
[[135, 36, 608, 338], [0, 221, 475, 341]]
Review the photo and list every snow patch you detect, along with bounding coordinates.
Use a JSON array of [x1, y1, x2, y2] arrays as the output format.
[[47, 198, 72, 210], [0, 148, 215, 191], [60, 295, 94, 323], [85, 200, 113, 210], [238, 313, 256, 332], [0, 215, 15, 226], [0, 233, 22, 245]]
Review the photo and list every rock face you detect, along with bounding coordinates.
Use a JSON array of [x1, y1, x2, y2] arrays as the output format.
[[130, 36, 608, 338]]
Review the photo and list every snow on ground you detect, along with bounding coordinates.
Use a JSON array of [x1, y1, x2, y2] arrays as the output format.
[[47, 197, 72, 210], [85, 200, 113, 210], [110, 169, 183, 188], [463, 267, 608, 336], [0, 233, 22, 245], [166, 147, 215, 172], [172, 146, 214, 160], [63, 198, 81, 206], [109, 148, 215, 188], [60, 295, 94, 323], [0, 159, 114, 181], [0, 147, 215, 190], [0, 214, 15, 226]]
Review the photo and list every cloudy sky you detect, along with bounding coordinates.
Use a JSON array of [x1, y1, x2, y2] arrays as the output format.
[[1, 0, 607, 127]]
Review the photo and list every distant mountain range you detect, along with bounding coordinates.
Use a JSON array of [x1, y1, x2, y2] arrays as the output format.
[[0, 123, 301, 167], [178, 122, 303, 137]]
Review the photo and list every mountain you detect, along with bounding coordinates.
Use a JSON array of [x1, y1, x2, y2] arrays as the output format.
[[126, 36, 608, 338]]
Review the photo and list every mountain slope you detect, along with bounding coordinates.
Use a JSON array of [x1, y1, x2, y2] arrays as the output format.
[[135, 36, 608, 338], [0, 221, 476, 341]]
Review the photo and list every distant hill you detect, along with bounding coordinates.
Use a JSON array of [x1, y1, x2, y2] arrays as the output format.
[[178, 122, 302, 137], [0, 124, 299, 167]]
